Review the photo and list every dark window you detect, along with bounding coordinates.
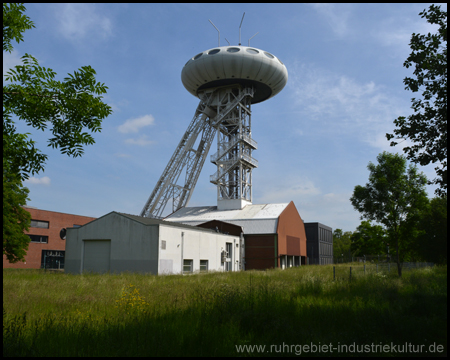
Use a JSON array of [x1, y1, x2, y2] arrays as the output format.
[[73, 224, 82, 228], [41, 250, 65, 269], [30, 220, 49, 229], [28, 235, 48, 243], [208, 49, 220, 55]]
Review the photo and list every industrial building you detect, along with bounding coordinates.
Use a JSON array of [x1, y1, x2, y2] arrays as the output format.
[[43, 36, 333, 274], [2, 206, 96, 270], [165, 201, 307, 270], [304, 223, 333, 265], [65, 212, 242, 275]]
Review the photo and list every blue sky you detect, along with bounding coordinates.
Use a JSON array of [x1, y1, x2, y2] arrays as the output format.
[[4, 3, 446, 232]]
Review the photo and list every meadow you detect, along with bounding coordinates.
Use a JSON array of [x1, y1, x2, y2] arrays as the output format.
[[3, 264, 447, 357]]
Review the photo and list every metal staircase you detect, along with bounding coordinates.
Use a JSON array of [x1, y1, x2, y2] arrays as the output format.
[[141, 86, 254, 218]]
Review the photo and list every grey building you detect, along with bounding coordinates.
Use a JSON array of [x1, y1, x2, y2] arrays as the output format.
[[65, 212, 241, 275], [304, 223, 333, 265]]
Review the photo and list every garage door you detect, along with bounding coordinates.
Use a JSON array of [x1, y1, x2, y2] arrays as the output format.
[[83, 240, 111, 273]]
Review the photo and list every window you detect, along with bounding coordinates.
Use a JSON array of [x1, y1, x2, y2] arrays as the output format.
[[73, 224, 82, 228], [227, 47, 240, 53], [208, 49, 220, 55], [28, 235, 48, 243], [30, 220, 49, 229], [200, 260, 208, 272], [41, 250, 65, 269], [161, 240, 166, 250], [183, 259, 193, 274], [246, 48, 259, 54]]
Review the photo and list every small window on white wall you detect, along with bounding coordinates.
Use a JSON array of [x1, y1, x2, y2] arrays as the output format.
[[200, 260, 208, 272], [183, 259, 193, 274], [161, 240, 166, 250]]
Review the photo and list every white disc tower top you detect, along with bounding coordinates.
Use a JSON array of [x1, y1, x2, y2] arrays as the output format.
[[181, 45, 288, 104]]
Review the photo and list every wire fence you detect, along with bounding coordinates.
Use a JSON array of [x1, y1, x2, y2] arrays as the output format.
[[333, 255, 398, 264], [332, 262, 435, 280]]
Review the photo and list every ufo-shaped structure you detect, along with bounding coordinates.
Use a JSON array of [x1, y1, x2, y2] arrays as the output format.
[[141, 44, 288, 218], [182, 46, 287, 104]]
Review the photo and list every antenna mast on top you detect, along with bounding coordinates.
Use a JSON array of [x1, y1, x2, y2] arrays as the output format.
[[248, 32, 259, 47], [239, 12, 245, 46], [209, 19, 220, 46]]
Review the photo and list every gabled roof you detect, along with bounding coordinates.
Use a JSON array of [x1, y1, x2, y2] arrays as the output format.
[[118, 212, 231, 233], [72, 211, 236, 234]]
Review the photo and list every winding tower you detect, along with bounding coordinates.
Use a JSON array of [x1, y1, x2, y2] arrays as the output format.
[[141, 42, 287, 218]]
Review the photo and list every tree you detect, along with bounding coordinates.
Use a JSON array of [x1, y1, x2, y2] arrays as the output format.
[[350, 152, 428, 276], [3, 3, 112, 262], [332, 229, 353, 262], [386, 5, 447, 197], [415, 196, 447, 264], [3, 160, 31, 263], [350, 221, 386, 258]]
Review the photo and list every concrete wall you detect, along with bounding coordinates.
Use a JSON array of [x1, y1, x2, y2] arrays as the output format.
[[158, 225, 240, 274], [65, 212, 159, 274]]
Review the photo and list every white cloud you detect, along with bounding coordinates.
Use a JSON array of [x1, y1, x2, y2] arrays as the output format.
[[258, 175, 321, 204], [124, 135, 155, 146], [118, 115, 155, 134], [3, 50, 22, 77], [56, 4, 112, 41], [309, 3, 352, 37], [288, 62, 409, 151], [24, 176, 51, 186]]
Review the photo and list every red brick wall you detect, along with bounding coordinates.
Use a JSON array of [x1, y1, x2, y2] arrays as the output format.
[[276, 201, 308, 267], [3, 207, 96, 269]]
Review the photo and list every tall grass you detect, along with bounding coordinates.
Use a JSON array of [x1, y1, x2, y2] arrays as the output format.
[[3, 265, 447, 357]]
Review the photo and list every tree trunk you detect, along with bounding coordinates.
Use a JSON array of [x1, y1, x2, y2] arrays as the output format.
[[396, 235, 402, 277]]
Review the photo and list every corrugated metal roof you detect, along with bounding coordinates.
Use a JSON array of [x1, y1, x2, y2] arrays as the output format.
[[165, 203, 289, 234]]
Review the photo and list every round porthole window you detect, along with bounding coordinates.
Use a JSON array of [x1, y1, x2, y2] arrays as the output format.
[[208, 49, 220, 55], [246, 48, 259, 54], [264, 52, 274, 59], [227, 47, 240, 53], [193, 53, 203, 60]]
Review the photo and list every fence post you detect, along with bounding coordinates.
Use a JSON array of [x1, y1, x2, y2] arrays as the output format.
[[333, 266, 335, 281], [349, 266, 352, 281], [376, 263, 378, 273], [364, 264, 366, 275], [388, 263, 390, 273]]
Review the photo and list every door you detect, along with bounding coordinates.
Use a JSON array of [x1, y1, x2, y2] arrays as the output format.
[[83, 240, 111, 273], [226, 242, 232, 271]]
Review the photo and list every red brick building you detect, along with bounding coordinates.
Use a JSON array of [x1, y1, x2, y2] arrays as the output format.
[[3, 206, 96, 269]]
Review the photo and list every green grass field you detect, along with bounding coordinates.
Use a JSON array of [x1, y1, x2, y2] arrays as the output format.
[[3, 264, 447, 357]]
